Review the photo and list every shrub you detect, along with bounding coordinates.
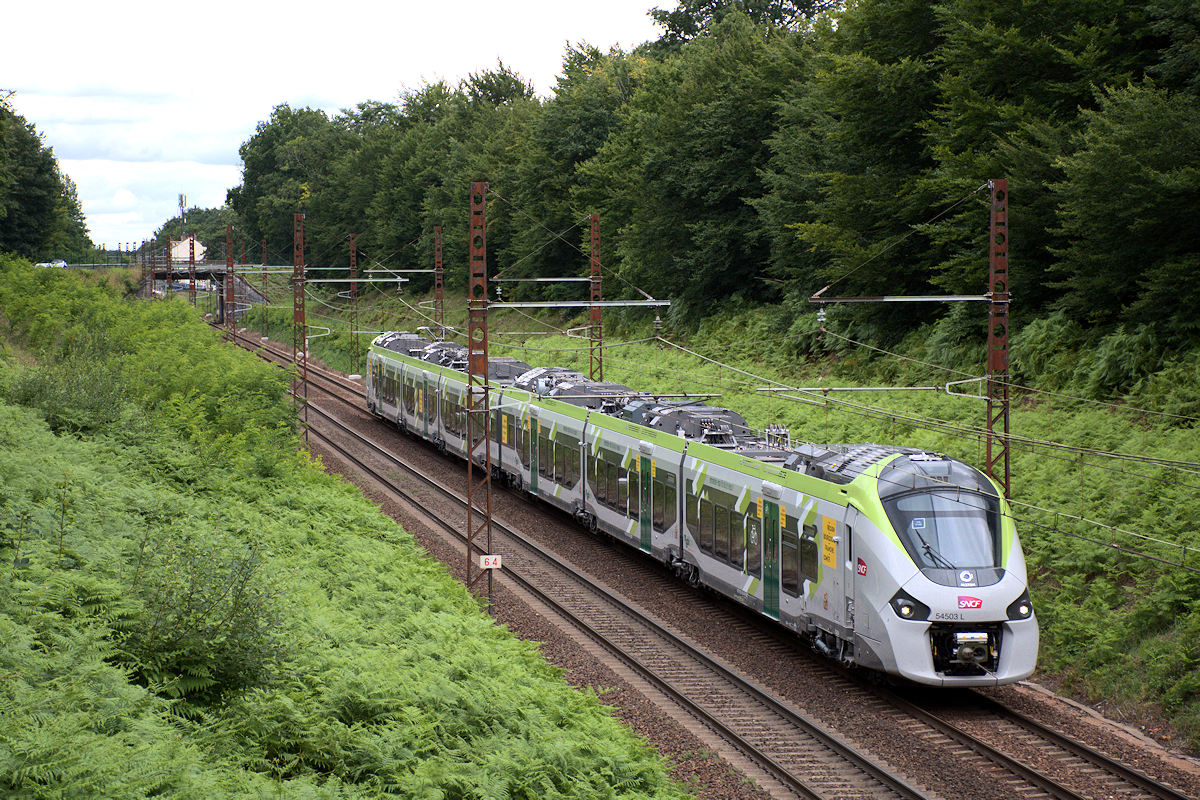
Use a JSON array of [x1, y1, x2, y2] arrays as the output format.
[[119, 529, 287, 703], [2, 330, 130, 433]]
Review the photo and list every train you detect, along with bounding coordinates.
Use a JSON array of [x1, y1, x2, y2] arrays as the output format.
[[365, 331, 1039, 687]]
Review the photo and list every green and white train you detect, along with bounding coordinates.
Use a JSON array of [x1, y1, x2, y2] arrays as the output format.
[[366, 331, 1039, 686]]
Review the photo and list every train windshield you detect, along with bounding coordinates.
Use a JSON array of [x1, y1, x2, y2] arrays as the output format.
[[883, 490, 1000, 570], [878, 454, 1004, 585]]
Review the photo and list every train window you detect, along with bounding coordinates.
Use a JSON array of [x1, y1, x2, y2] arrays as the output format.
[[686, 488, 699, 533], [800, 523, 819, 584], [554, 433, 577, 488], [652, 480, 666, 531], [746, 516, 762, 578], [630, 468, 641, 519], [617, 467, 629, 509], [592, 458, 606, 503], [664, 475, 677, 531], [781, 529, 800, 597], [729, 511, 745, 571], [607, 462, 619, 508], [714, 504, 730, 560], [539, 433, 552, 478], [699, 498, 714, 554], [567, 446, 580, 488], [426, 384, 437, 424]]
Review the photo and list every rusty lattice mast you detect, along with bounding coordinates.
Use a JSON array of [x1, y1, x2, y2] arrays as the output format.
[[465, 182, 494, 601]]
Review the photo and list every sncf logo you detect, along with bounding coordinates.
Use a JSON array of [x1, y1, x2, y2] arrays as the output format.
[[958, 596, 983, 610]]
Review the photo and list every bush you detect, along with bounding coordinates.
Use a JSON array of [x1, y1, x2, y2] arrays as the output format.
[[120, 529, 287, 703], [3, 330, 130, 433]]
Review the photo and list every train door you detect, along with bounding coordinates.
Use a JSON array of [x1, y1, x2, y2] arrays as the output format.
[[844, 506, 864, 636], [763, 498, 780, 620], [638, 451, 652, 553], [528, 410, 539, 494], [818, 509, 848, 632]]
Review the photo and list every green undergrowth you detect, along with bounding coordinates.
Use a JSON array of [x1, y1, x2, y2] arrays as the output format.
[[0, 256, 691, 798], [269, 289, 1200, 750]]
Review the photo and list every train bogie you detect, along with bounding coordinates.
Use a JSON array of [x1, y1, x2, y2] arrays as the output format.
[[365, 333, 1039, 687]]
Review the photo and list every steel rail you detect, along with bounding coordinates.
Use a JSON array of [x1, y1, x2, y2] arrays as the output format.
[[967, 691, 1193, 800]]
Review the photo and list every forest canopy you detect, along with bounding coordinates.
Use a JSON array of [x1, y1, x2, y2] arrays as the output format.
[[169, 0, 1200, 356]]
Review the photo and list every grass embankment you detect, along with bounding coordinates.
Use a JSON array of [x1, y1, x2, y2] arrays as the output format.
[[249, 288, 1200, 750], [0, 257, 691, 798]]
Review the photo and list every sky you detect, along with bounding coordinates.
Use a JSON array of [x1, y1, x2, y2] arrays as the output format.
[[4, 1, 663, 251]]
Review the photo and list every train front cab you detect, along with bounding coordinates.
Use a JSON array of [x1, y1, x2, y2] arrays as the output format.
[[853, 454, 1039, 687]]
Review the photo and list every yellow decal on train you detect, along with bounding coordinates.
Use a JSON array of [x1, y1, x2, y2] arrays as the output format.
[[756, 497, 763, 519], [821, 516, 837, 568]]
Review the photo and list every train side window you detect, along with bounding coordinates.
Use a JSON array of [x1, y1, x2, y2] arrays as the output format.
[[569, 446, 580, 488], [593, 458, 606, 503], [652, 479, 666, 531], [554, 441, 566, 483], [714, 504, 730, 561], [617, 467, 629, 509], [729, 511, 745, 571], [686, 488, 698, 533], [782, 523, 800, 597], [746, 516, 761, 578], [699, 498, 714, 554], [539, 432, 552, 478], [628, 467, 640, 518], [606, 462, 618, 507], [664, 475, 677, 531], [590, 455, 601, 501], [800, 523, 819, 584]]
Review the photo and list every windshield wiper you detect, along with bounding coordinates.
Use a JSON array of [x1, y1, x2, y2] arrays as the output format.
[[910, 527, 957, 570]]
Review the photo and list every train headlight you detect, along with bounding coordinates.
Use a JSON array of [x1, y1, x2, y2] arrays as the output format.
[[889, 588, 930, 621], [1006, 590, 1034, 620]]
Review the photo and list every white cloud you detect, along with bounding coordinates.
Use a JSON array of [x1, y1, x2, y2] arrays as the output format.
[[4, 0, 661, 247]]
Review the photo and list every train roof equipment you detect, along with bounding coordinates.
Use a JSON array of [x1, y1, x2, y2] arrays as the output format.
[[372, 331, 987, 491]]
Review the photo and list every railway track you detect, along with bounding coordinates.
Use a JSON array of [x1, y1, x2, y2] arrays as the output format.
[[221, 325, 1199, 800]]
